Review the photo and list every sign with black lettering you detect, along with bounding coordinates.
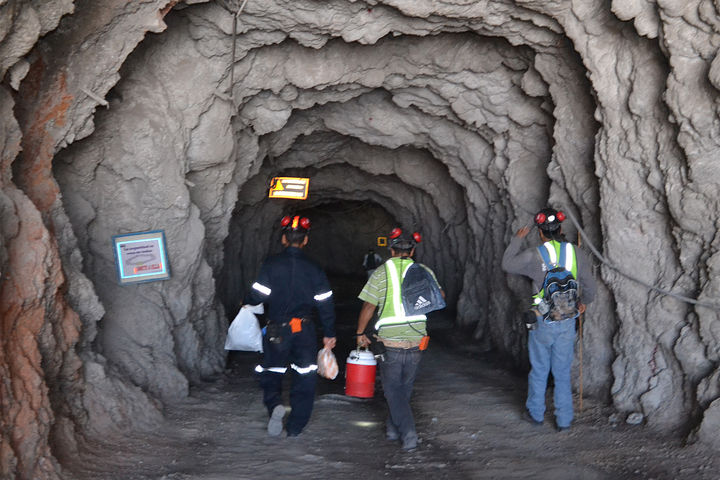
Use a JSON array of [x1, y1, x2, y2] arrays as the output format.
[[112, 230, 170, 284], [268, 177, 310, 200]]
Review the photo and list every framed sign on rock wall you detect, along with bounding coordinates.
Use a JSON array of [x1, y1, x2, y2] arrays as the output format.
[[112, 230, 171, 285]]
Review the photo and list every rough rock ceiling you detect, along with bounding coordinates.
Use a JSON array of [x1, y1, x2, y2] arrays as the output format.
[[2, 0, 720, 478]]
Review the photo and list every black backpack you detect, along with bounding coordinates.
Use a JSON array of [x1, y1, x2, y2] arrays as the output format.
[[401, 263, 446, 316], [537, 243, 579, 321]]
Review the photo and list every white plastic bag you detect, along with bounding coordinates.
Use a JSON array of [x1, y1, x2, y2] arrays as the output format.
[[224, 304, 264, 352], [317, 347, 339, 380]]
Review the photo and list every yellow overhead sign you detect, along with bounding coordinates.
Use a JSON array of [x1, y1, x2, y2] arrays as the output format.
[[269, 177, 310, 200]]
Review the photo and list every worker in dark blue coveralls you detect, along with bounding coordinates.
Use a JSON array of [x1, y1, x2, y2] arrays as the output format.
[[243, 214, 337, 437]]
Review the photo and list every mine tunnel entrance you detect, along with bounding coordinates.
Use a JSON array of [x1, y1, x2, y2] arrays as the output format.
[[9, 1, 720, 477]]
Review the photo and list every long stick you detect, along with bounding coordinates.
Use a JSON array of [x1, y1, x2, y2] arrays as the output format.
[[578, 230, 584, 412], [579, 313, 584, 412]]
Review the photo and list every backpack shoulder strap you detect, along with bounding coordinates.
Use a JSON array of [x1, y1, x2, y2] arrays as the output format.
[[558, 242, 567, 270], [537, 244, 553, 269], [401, 259, 416, 279]]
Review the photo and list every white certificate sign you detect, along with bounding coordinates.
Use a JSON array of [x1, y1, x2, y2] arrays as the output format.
[[112, 230, 170, 284]]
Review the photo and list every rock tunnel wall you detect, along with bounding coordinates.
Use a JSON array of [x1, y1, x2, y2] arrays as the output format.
[[2, 0, 720, 477]]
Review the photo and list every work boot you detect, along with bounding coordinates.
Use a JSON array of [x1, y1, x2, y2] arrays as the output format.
[[521, 410, 543, 426], [401, 432, 418, 451], [386, 422, 400, 442], [267, 405, 285, 437]]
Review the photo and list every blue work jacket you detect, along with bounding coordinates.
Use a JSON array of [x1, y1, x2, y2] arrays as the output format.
[[245, 247, 336, 338]]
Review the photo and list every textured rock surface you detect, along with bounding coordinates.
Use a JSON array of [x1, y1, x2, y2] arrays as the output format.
[[3, 0, 720, 476]]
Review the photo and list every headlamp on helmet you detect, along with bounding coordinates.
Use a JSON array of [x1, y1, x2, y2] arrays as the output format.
[[280, 215, 311, 232], [534, 208, 565, 232], [388, 227, 421, 251]]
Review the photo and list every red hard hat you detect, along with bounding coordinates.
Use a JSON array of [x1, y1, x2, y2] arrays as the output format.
[[534, 208, 564, 232], [281, 215, 311, 231]]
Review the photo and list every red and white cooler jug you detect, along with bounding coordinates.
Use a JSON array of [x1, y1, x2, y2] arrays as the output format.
[[345, 348, 377, 398]]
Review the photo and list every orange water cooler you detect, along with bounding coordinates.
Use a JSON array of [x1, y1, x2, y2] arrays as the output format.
[[345, 349, 377, 398]]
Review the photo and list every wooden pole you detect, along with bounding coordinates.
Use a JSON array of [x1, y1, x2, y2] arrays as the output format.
[[577, 229, 584, 412], [579, 313, 584, 412]]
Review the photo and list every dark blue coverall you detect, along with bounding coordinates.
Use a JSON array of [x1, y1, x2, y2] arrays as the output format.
[[245, 246, 336, 435]]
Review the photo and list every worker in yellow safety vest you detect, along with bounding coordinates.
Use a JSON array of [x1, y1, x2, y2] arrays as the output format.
[[356, 228, 443, 451]]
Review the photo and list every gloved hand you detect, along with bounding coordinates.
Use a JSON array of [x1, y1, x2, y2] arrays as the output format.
[[523, 310, 539, 330]]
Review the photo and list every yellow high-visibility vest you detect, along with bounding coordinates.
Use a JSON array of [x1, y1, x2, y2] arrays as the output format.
[[374, 257, 427, 330]]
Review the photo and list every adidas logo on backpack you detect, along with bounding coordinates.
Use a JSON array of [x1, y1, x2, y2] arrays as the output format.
[[414, 295, 431, 310]]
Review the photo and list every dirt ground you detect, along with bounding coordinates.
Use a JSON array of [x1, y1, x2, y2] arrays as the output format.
[[66, 307, 720, 480]]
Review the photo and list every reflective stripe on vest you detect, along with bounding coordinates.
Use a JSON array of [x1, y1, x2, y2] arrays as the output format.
[[374, 257, 426, 330], [541, 241, 576, 276]]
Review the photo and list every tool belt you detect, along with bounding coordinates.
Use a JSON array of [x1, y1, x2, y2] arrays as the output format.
[[269, 317, 310, 327], [266, 317, 310, 343], [379, 337, 422, 349]]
